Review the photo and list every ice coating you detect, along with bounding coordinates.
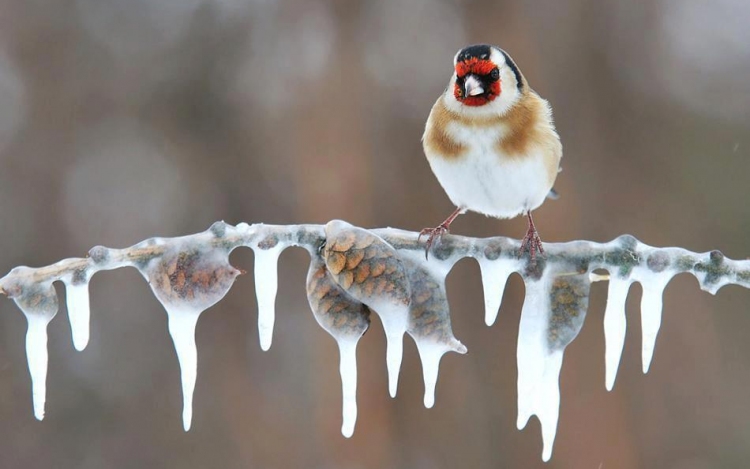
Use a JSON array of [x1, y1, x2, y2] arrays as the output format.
[[603, 277, 632, 390], [398, 251, 466, 408], [252, 245, 283, 351], [478, 257, 521, 326], [323, 220, 411, 397], [517, 267, 591, 462], [64, 281, 91, 351], [138, 242, 241, 431], [306, 254, 370, 436]]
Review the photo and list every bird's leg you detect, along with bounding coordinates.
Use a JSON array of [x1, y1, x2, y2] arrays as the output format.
[[419, 207, 464, 260], [519, 211, 544, 263]]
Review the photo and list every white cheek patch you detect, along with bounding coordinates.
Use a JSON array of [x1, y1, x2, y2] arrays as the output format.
[[489, 48, 506, 67]]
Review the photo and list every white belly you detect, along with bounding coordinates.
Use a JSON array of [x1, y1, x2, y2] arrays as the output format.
[[426, 146, 552, 219]]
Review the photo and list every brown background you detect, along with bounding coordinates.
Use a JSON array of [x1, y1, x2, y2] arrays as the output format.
[[1, 0, 749, 468]]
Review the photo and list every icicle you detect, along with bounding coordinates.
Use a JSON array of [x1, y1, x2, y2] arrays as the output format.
[[478, 258, 521, 326], [5, 273, 59, 421], [322, 220, 412, 397], [414, 341, 454, 408], [166, 307, 200, 431], [252, 245, 283, 352], [26, 314, 52, 420], [383, 325, 405, 397], [636, 272, 674, 373], [338, 338, 359, 437], [517, 267, 590, 462], [64, 281, 91, 351], [138, 241, 241, 431], [603, 277, 631, 391], [306, 254, 370, 436]]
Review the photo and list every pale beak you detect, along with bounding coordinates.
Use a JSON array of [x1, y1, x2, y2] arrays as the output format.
[[463, 74, 484, 97]]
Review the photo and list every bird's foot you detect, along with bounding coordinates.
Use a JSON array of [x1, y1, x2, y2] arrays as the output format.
[[419, 224, 450, 260], [519, 225, 544, 265]]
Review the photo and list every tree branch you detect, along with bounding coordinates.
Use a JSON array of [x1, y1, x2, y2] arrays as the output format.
[[2, 221, 747, 293], [1, 220, 748, 461]]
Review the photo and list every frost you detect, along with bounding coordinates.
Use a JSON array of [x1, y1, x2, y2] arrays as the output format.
[[63, 280, 91, 352], [137, 238, 241, 431], [603, 277, 632, 390], [251, 245, 284, 351]]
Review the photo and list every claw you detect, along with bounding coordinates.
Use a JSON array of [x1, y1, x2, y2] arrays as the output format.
[[419, 225, 449, 260], [418, 207, 464, 261]]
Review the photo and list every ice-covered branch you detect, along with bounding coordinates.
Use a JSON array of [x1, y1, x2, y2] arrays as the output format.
[[1, 220, 748, 461]]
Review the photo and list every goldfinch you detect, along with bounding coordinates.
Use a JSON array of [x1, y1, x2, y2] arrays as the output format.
[[420, 44, 562, 261]]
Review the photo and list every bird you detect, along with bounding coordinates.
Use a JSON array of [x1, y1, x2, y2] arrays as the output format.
[[419, 44, 562, 262]]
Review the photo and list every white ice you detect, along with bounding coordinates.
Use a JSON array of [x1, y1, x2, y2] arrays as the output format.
[[25, 314, 53, 420], [603, 277, 631, 391], [478, 258, 521, 326], [337, 337, 359, 437], [516, 276, 563, 462], [64, 282, 91, 351], [165, 307, 202, 431], [635, 270, 674, 374], [253, 246, 283, 351]]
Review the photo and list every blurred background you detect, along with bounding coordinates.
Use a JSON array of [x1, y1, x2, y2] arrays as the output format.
[[0, 0, 749, 467]]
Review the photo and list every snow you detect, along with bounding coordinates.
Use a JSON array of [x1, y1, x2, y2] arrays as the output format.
[[252, 246, 283, 351], [603, 277, 631, 391], [64, 281, 91, 352]]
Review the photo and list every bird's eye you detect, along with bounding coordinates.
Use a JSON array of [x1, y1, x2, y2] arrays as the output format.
[[490, 68, 500, 81]]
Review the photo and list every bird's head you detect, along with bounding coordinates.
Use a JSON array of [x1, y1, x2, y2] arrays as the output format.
[[448, 44, 525, 114]]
